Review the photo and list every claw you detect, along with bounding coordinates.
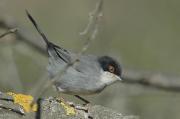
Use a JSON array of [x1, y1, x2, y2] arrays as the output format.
[[56, 97, 76, 116], [56, 97, 93, 118]]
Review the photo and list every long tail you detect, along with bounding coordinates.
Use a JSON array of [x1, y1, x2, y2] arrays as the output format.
[[26, 10, 70, 63], [26, 10, 50, 47]]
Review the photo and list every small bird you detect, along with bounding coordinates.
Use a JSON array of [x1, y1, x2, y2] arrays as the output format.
[[26, 11, 122, 101]]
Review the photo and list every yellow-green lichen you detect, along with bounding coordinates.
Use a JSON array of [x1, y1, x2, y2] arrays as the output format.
[[7, 92, 37, 113], [60, 101, 76, 116]]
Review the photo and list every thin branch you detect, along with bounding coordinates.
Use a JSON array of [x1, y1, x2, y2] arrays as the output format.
[[0, 28, 18, 39], [80, 0, 103, 36], [54, 0, 103, 84], [78, 0, 103, 55]]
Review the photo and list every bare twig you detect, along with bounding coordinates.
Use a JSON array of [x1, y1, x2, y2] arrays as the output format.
[[0, 28, 18, 39], [54, 0, 103, 84], [80, 0, 103, 36], [78, 0, 103, 55]]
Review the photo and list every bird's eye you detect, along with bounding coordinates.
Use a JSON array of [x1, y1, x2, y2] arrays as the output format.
[[108, 65, 115, 73]]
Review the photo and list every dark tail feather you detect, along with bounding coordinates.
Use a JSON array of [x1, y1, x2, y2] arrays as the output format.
[[26, 10, 69, 63], [26, 10, 50, 46]]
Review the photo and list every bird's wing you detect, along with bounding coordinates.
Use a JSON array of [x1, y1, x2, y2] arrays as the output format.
[[47, 46, 74, 78], [47, 42, 72, 64]]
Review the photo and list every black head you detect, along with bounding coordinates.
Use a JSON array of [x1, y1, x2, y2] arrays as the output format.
[[98, 56, 122, 77]]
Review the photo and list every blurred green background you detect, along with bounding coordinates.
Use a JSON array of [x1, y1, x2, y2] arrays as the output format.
[[0, 0, 180, 119]]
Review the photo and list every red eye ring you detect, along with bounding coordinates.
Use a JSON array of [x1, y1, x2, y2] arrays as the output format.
[[108, 65, 115, 73]]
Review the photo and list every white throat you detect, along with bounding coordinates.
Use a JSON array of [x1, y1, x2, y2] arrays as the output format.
[[100, 71, 120, 85]]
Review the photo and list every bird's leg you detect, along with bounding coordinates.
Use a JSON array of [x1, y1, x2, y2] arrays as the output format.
[[57, 95, 90, 112], [73, 95, 91, 116], [74, 95, 90, 106], [56, 95, 93, 119], [69, 103, 93, 119]]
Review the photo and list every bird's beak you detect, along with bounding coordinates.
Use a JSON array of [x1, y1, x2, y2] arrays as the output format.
[[115, 75, 122, 81]]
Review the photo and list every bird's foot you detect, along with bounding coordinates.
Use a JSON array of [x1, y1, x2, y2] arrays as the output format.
[[56, 97, 92, 119], [56, 97, 76, 116], [68, 102, 93, 119]]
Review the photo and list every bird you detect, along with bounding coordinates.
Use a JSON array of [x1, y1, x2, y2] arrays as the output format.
[[26, 10, 122, 103]]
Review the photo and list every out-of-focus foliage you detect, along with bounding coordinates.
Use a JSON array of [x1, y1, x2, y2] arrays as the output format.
[[0, 0, 180, 119]]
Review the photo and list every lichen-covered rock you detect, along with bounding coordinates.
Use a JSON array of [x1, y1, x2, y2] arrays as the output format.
[[0, 93, 138, 119]]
